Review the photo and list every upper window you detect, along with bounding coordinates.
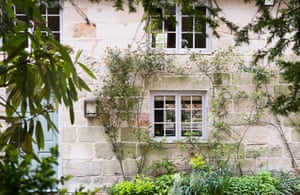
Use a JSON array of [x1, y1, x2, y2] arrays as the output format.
[[150, 91, 206, 140], [13, 1, 61, 45], [149, 3, 210, 53]]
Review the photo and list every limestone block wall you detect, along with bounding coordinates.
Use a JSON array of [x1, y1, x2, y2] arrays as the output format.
[[58, 0, 300, 191]]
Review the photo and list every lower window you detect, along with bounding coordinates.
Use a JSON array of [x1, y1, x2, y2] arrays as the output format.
[[150, 91, 206, 140]]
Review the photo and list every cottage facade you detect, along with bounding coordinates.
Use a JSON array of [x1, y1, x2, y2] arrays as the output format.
[[34, 0, 300, 191]]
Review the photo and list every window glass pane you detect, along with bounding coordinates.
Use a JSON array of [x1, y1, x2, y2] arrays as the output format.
[[195, 34, 206, 48], [154, 124, 164, 136], [182, 17, 193, 32], [195, 17, 206, 32], [53, 33, 60, 41], [192, 110, 202, 122], [181, 123, 191, 136], [192, 123, 202, 130], [167, 33, 176, 48], [151, 17, 162, 31], [48, 7, 60, 14], [154, 96, 164, 108], [192, 96, 202, 108], [166, 110, 175, 122], [166, 130, 175, 136], [181, 96, 191, 108], [166, 96, 175, 108], [182, 33, 193, 48], [195, 6, 206, 16], [16, 15, 27, 23], [155, 110, 163, 122], [48, 16, 59, 31], [192, 130, 202, 136], [166, 123, 175, 136], [165, 5, 176, 15], [181, 4, 193, 15], [165, 17, 176, 31], [181, 110, 191, 122]]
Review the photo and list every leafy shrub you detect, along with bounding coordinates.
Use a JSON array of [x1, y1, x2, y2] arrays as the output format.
[[225, 171, 279, 195], [153, 174, 174, 195], [0, 145, 67, 194], [109, 180, 136, 195], [135, 176, 154, 195], [148, 159, 176, 177], [170, 168, 232, 195], [109, 175, 154, 195], [273, 171, 300, 195], [190, 154, 207, 170]]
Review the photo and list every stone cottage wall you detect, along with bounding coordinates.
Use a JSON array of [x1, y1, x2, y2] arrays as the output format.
[[58, 0, 300, 191]]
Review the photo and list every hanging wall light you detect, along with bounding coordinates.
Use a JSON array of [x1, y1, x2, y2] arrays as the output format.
[[84, 97, 99, 118], [264, 0, 275, 6]]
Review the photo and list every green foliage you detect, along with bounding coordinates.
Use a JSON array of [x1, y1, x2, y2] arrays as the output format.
[[225, 171, 280, 195], [98, 47, 170, 178], [170, 168, 232, 195], [109, 174, 174, 195], [109, 175, 154, 195], [235, 0, 300, 116], [110, 181, 136, 195], [272, 61, 300, 115], [73, 186, 100, 195], [148, 159, 176, 177], [0, 145, 68, 194], [153, 174, 174, 195], [273, 171, 300, 195], [0, 0, 95, 153], [109, 167, 300, 195], [190, 154, 207, 170]]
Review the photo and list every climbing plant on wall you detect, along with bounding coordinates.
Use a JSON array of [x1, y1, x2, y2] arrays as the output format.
[[97, 47, 173, 179]]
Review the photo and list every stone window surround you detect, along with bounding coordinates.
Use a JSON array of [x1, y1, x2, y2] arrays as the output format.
[[150, 90, 207, 141], [149, 1, 212, 54]]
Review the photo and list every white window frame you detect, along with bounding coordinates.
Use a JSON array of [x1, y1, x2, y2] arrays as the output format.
[[149, 2, 212, 54], [12, 0, 62, 49], [150, 91, 207, 141]]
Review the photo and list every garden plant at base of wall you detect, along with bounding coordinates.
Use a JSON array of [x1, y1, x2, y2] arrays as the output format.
[[108, 155, 300, 195]]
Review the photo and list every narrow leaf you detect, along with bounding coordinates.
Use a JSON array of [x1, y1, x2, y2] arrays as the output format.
[[35, 120, 44, 149]]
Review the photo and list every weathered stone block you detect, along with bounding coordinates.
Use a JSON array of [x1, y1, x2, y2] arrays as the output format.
[[141, 143, 181, 161], [265, 158, 292, 171], [102, 160, 123, 176], [245, 144, 266, 158], [213, 73, 231, 85], [93, 176, 123, 188], [233, 98, 254, 113], [291, 129, 300, 142], [289, 143, 300, 159], [64, 160, 102, 176], [95, 143, 115, 160], [240, 159, 257, 174], [61, 127, 77, 142], [61, 143, 93, 160], [119, 143, 138, 159], [232, 73, 252, 85], [120, 128, 138, 142], [243, 126, 270, 144], [78, 126, 109, 142], [123, 159, 139, 176], [265, 145, 283, 158]]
